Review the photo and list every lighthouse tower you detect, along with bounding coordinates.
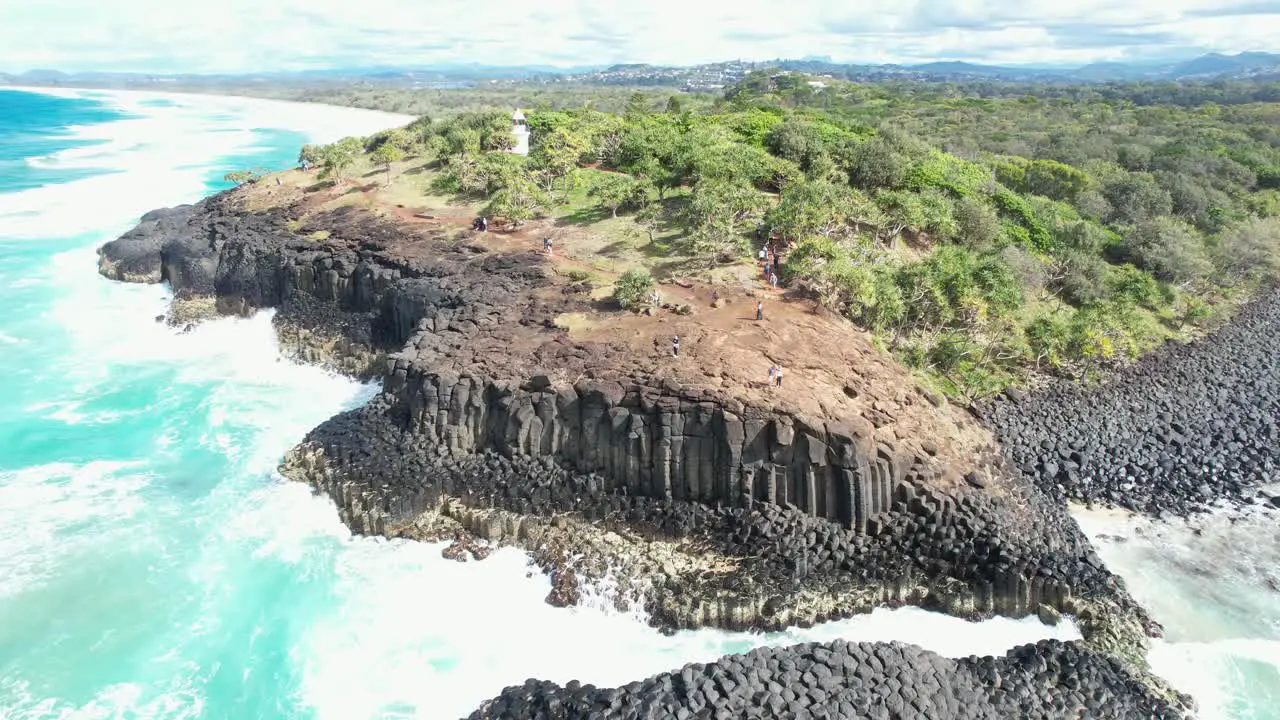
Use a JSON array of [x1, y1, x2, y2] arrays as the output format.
[[511, 109, 530, 156]]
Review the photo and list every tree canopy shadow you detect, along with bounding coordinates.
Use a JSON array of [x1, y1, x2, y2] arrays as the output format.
[[558, 205, 611, 226]]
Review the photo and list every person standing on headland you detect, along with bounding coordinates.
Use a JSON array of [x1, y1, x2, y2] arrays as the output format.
[[775, 366, 784, 387], [769, 272, 779, 289], [768, 365, 777, 387], [543, 236, 553, 255], [756, 300, 764, 321], [672, 334, 680, 357]]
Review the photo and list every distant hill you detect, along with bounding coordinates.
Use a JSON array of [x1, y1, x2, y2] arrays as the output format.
[[3, 52, 1280, 91]]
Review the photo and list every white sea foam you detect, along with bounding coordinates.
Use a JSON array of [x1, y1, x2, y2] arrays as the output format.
[[288, 518, 1081, 720], [1074, 505, 1280, 719], [0, 87, 411, 240], [0, 461, 149, 598]]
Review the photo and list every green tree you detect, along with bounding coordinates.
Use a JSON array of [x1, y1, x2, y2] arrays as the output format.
[[318, 143, 356, 183], [613, 269, 656, 310], [634, 202, 664, 244], [385, 128, 417, 153], [479, 113, 517, 151], [953, 195, 1001, 249], [370, 143, 404, 185], [782, 236, 879, 315], [1120, 218, 1212, 284], [765, 119, 827, 172], [1024, 159, 1092, 202], [444, 128, 483, 163], [532, 127, 590, 196], [1215, 216, 1280, 280], [625, 91, 650, 120], [468, 153, 528, 198], [679, 180, 767, 262], [484, 173, 550, 228], [847, 137, 911, 190], [224, 169, 262, 186], [767, 181, 883, 241], [297, 144, 324, 171], [589, 174, 647, 218], [1101, 172, 1174, 226], [665, 95, 683, 114]]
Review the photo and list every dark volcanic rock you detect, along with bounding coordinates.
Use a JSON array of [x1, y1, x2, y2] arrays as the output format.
[[982, 290, 1280, 517], [100, 190, 1187, 718], [467, 639, 1185, 720]]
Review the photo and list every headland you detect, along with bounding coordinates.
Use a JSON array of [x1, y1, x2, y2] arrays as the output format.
[[96, 161, 1213, 717]]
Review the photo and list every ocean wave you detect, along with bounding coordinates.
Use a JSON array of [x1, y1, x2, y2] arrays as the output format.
[[0, 460, 149, 598], [0, 88, 410, 241], [1075, 504, 1280, 719]]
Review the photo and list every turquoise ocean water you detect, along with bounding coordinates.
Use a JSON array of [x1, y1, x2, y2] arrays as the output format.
[[0, 87, 1158, 720]]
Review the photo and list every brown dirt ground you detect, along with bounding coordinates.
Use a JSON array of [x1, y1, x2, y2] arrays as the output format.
[[246, 168, 1001, 487]]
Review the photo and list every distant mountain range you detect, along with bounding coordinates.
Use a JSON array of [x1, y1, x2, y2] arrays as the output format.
[[3, 52, 1280, 91], [771, 52, 1280, 83]]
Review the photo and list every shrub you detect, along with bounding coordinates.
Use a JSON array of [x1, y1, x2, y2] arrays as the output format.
[[1119, 218, 1212, 284], [1215, 216, 1280, 280], [954, 195, 1001, 249], [613, 270, 656, 310]]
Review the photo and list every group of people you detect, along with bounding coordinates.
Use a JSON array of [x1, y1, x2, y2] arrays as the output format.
[[757, 243, 782, 289], [471, 216, 489, 232]]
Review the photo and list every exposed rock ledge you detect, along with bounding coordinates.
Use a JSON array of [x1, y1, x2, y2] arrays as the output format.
[[98, 187, 1191, 716], [469, 640, 1182, 719]]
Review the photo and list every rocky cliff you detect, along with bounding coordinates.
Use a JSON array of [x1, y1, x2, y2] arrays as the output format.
[[98, 185, 1188, 715]]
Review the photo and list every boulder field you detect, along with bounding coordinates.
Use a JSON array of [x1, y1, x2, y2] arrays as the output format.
[[980, 290, 1280, 517], [98, 185, 1197, 718], [468, 640, 1181, 720]]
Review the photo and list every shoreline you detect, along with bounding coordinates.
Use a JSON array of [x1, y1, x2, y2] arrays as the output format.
[[91, 173, 1192, 715], [2, 84, 416, 144]]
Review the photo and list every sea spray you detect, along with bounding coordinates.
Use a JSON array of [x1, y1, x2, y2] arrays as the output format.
[[1075, 505, 1280, 719]]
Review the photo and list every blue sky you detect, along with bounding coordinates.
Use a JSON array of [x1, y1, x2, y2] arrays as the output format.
[[1, 0, 1278, 73]]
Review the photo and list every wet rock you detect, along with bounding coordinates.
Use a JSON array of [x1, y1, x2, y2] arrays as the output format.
[[1038, 603, 1062, 626]]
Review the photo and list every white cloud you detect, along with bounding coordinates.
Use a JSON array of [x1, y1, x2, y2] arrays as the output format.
[[1, 0, 1278, 72]]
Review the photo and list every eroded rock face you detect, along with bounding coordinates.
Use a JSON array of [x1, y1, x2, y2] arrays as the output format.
[[98, 205, 197, 283], [98, 189, 1184, 715], [468, 639, 1187, 720], [97, 193, 1148, 635]]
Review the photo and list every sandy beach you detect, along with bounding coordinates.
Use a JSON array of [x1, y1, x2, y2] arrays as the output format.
[[4, 85, 415, 145]]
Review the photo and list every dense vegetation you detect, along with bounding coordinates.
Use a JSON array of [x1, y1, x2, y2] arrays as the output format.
[[270, 83, 705, 117], [296, 76, 1280, 400]]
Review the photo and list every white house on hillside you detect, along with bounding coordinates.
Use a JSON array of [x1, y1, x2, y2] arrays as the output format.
[[511, 109, 530, 156]]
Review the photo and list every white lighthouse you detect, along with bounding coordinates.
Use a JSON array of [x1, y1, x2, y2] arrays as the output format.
[[511, 109, 530, 156]]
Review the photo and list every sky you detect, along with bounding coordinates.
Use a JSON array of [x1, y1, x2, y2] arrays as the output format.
[[1, 0, 1279, 73]]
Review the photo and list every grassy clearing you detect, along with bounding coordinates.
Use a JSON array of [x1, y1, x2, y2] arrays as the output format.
[[552, 312, 596, 336]]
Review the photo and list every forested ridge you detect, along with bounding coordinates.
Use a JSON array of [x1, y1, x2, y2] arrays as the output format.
[[292, 71, 1280, 400]]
